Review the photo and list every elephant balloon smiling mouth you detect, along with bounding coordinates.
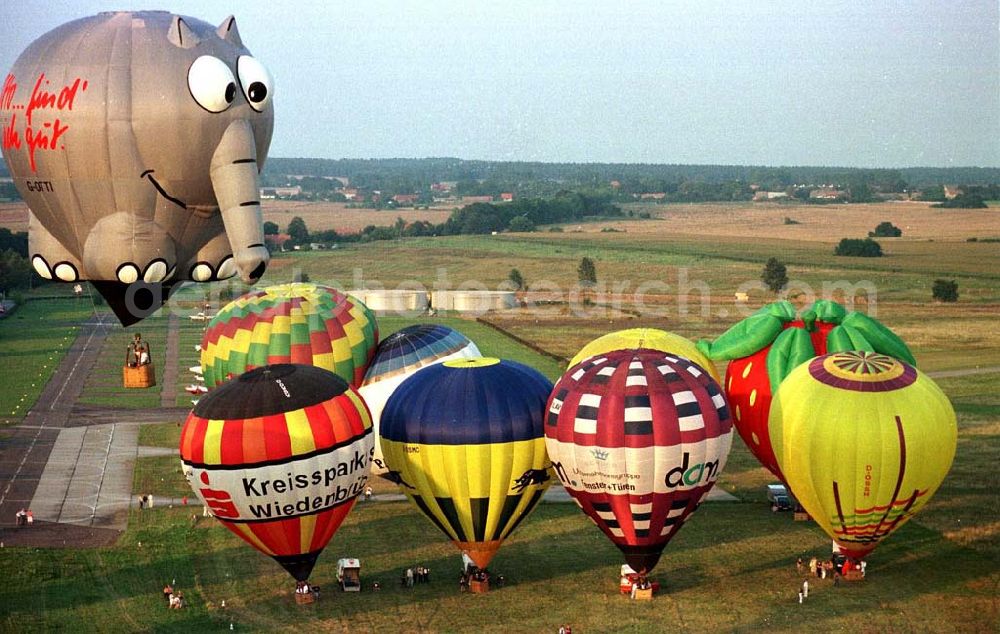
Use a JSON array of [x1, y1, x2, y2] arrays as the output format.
[[0, 11, 275, 324]]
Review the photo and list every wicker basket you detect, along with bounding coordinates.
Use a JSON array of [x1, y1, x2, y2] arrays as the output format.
[[123, 363, 156, 388]]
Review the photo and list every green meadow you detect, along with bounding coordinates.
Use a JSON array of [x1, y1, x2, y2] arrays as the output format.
[[0, 203, 997, 631]]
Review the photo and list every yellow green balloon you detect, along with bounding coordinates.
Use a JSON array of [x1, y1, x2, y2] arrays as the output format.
[[770, 351, 956, 560], [570, 328, 720, 381]]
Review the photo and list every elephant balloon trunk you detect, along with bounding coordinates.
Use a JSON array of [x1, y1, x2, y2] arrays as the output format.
[[211, 119, 269, 282]]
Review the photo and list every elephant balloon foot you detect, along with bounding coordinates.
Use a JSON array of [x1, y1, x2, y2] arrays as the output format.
[[115, 259, 177, 284], [31, 254, 82, 283]]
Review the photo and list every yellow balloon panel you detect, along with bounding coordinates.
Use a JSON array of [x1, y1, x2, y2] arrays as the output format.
[[570, 328, 720, 381], [380, 437, 551, 551], [770, 352, 956, 559]]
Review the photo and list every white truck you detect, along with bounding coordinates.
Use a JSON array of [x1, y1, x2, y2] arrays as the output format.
[[766, 484, 793, 512], [337, 558, 362, 591]]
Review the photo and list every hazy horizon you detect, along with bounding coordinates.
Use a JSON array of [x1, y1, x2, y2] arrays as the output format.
[[2, 1, 997, 169]]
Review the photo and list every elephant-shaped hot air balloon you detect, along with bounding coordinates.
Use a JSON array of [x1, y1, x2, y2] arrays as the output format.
[[0, 11, 274, 324], [770, 351, 956, 565], [200, 283, 378, 388], [545, 349, 733, 578], [380, 358, 553, 572], [358, 324, 480, 473], [180, 364, 374, 582], [570, 328, 720, 382], [697, 300, 914, 479]]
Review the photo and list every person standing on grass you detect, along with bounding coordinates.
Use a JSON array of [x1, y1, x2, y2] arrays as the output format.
[[163, 583, 173, 604], [802, 579, 809, 598]]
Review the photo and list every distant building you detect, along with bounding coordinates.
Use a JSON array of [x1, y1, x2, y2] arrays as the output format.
[[499, 192, 514, 202], [340, 187, 361, 200], [809, 188, 846, 200], [431, 181, 457, 192], [753, 191, 789, 201], [260, 186, 302, 199], [943, 185, 963, 199], [639, 192, 666, 200], [461, 195, 494, 204], [265, 233, 291, 251], [609, 180, 621, 189], [392, 194, 419, 205]]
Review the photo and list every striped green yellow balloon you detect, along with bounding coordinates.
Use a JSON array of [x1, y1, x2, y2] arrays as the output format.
[[200, 283, 378, 388]]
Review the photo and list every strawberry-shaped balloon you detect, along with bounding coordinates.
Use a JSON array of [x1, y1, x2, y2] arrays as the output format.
[[696, 300, 915, 480]]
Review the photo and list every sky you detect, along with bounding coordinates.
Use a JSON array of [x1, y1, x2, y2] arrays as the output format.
[[2, 0, 997, 168]]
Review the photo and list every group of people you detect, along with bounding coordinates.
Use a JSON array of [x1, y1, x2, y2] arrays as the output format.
[[795, 554, 867, 599], [14, 508, 34, 527], [137, 494, 154, 509], [459, 566, 503, 591], [162, 583, 184, 609], [126, 333, 151, 367], [629, 576, 652, 599], [402, 565, 430, 587], [295, 581, 319, 597]]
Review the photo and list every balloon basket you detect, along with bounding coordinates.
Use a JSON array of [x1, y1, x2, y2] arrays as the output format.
[[793, 511, 811, 522], [632, 587, 654, 600], [123, 364, 156, 388], [295, 592, 316, 605], [842, 568, 865, 582], [469, 579, 489, 594]]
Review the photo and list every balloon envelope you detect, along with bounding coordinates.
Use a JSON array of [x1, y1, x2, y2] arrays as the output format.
[[570, 328, 720, 382], [770, 351, 956, 560], [358, 324, 480, 473], [545, 349, 733, 574], [179, 364, 374, 581], [200, 283, 378, 388], [380, 357, 553, 569], [1, 12, 274, 324]]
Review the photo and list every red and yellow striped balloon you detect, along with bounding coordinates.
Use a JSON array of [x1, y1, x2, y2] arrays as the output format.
[[180, 364, 374, 581], [200, 283, 378, 388]]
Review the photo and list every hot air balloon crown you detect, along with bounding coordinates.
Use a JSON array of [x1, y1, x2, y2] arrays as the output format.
[[200, 283, 378, 388], [362, 324, 479, 385]]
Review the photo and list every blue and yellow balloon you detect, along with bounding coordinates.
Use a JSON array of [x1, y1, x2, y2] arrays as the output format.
[[380, 357, 553, 569]]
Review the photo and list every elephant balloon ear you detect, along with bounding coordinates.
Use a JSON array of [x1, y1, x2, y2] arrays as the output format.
[[168, 15, 200, 49], [217, 16, 243, 47]]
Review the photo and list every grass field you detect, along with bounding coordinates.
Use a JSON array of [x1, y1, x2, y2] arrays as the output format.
[[0, 296, 95, 425], [0, 201, 997, 631]]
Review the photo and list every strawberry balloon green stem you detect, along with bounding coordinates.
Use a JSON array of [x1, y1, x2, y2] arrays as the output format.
[[841, 312, 917, 365], [800, 309, 818, 332], [825, 325, 874, 353], [703, 313, 785, 361], [810, 299, 847, 324], [765, 327, 815, 389], [755, 300, 798, 322]]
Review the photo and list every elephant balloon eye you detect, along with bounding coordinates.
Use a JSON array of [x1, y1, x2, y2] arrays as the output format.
[[237, 56, 273, 112], [188, 55, 237, 113]]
